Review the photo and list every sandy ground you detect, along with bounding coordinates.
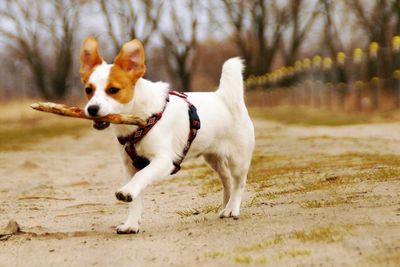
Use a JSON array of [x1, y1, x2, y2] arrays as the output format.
[[0, 118, 399, 267]]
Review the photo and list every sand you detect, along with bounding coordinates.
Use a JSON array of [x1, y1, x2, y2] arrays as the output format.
[[0, 119, 399, 266]]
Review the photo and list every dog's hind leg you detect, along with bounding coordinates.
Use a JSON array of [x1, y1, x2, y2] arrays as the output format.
[[204, 154, 232, 208], [219, 157, 250, 219]]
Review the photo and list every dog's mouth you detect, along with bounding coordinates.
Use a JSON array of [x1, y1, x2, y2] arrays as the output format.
[[93, 120, 110, 130]]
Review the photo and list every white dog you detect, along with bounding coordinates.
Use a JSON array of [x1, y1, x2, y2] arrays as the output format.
[[79, 37, 255, 234]]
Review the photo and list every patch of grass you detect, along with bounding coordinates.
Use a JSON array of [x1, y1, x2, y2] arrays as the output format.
[[367, 252, 400, 266], [0, 100, 91, 151], [300, 198, 352, 208], [246, 192, 278, 207], [291, 226, 352, 243], [249, 106, 396, 126], [247, 152, 400, 199], [184, 151, 400, 200], [278, 249, 311, 259], [234, 255, 267, 265], [0, 120, 89, 151], [202, 203, 221, 213], [234, 255, 252, 265], [235, 235, 284, 253], [297, 135, 360, 142], [204, 251, 228, 260], [193, 217, 208, 224], [337, 153, 400, 167], [176, 208, 201, 217], [199, 176, 221, 197], [176, 203, 220, 217]]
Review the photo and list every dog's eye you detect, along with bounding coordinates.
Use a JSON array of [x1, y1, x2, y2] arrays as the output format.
[[107, 87, 120, 94], [85, 87, 93, 94]]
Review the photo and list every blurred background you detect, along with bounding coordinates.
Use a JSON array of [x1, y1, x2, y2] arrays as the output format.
[[0, 0, 399, 112]]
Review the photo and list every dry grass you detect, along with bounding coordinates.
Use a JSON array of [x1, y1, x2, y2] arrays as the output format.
[[176, 203, 220, 217], [0, 99, 89, 151], [202, 232, 314, 264], [367, 252, 400, 266], [248, 152, 400, 195], [204, 251, 228, 260], [278, 249, 311, 259], [291, 225, 352, 243], [241, 148, 400, 212], [300, 198, 351, 208], [234, 255, 267, 265], [249, 106, 399, 126], [234, 235, 284, 253]]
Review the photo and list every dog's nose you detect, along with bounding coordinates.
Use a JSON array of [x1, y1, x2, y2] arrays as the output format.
[[87, 105, 100, 117]]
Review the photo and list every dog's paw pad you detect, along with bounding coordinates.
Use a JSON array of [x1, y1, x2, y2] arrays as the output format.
[[116, 225, 139, 234], [115, 191, 133, 202]]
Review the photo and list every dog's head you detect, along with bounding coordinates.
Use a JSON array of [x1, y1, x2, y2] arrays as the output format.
[[79, 37, 146, 118]]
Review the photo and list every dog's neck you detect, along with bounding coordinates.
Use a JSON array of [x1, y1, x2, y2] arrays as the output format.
[[111, 78, 169, 137], [128, 78, 170, 118]]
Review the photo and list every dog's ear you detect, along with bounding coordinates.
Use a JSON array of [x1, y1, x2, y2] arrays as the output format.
[[114, 39, 146, 82], [80, 37, 103, 83]]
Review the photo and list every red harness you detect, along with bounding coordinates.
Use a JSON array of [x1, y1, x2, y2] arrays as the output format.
[[117, 91, 201, 175]]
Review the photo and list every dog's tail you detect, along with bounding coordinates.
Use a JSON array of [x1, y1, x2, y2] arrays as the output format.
[[216, 57, 246, 114]]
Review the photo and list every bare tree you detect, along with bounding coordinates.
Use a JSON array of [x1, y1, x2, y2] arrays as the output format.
[[99, 0, 163, 55], [0, 0, 81, 100], [160, 0, 200, 91], [281, 0, 320, 66], [217, 0, 288, 77], [396, 0, 400, 35], [346, 0, 400, 78], [319, 0, 345, 59], [347, 0, 399, 46]]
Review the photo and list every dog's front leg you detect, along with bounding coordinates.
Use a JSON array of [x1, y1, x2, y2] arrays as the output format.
[[116, 154, 143, 234], [116, 192, 143, 234], [115, 157, 174, 202]]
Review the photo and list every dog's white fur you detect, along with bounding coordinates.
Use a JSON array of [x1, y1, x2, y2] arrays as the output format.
[[85, 57, 254, 234]]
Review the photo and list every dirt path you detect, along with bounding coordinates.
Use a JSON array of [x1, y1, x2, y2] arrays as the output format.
[[0, 119, 399, 266]]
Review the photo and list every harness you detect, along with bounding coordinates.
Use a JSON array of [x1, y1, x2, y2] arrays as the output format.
[[117, 91, 201, 175]]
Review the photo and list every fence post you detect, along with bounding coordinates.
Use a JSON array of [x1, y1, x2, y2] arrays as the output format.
[[322, 57, 333, 108], [368, 42, 379, 110], [294, 60, 304, 105], [353, 48, 364, 111], [393, 36, 400, 108], [312, 55, 322, 107], [303, 58, 312, 106], [336, 52, 348, 110]]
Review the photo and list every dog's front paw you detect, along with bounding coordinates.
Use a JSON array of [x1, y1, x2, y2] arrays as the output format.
[[115, 190, 133, 202], [116, 223, 139, 234], [219, 207, 240, 220]]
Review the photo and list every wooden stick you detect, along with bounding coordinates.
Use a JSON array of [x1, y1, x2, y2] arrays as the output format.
[[30, 102, 147, 127]]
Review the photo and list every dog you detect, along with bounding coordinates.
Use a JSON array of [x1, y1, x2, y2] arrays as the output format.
[[79, 37, 255, 234]]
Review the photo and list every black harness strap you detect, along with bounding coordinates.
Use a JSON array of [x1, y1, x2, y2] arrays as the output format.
[[117, 91, 200, 175], [169, 91, 201, 174]]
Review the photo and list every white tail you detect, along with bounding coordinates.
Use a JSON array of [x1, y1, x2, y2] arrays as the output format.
[[216, 57, 245, 114]]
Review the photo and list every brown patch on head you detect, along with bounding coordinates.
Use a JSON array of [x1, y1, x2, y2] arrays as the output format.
[[105, 66, 134, 103], [114, 39, 146, 83], [79, 37, 103, 84], [108, 39, 146, 104]]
